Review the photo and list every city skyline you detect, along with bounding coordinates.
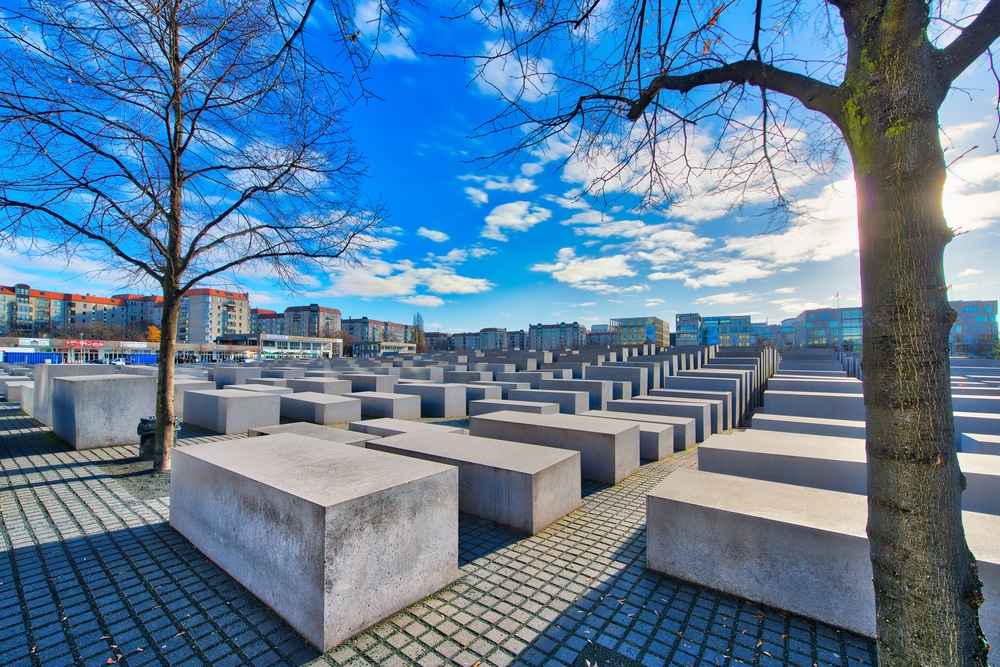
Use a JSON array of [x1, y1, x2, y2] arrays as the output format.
[[2, 2, 998, 333]]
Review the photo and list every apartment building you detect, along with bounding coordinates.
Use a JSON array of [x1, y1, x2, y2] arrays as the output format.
[[528, 322, 586, 350], [674, 313, 703, 346], [342, 317, 411, 344], [283, 304, 342, 338], [174, 289, 250, 344], [1, 283, 130, 336]]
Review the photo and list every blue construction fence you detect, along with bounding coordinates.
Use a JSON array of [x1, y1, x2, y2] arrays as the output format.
[[0, 352, 63, 364], [126, 353, 159, 365]]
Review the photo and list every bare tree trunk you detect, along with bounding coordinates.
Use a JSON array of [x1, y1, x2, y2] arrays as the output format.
[[153, 286, 181, 473], [852, 117, 988, 665]]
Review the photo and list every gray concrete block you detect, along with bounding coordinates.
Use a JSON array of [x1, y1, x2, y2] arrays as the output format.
[[399, 367, 445, 382], [368, 431, 580, 534], [767, 377, 863, 394], [636, 395, 722, 435], [464, 384, 503, 412], [393, 383, 467, 418], [213, 366, 263, 389], [750, 413, 867, 439], [508, 388, 589, 415], [173, 378, 216, 418], [342, 374, 397, 393], [468, 380, 531, 399], [469, 399, 560, 416], [576, 414, 672, 460], [347, 392, 421, 420], [348, 418, 464, 438], [227, 383, 295, 395], [170, 435, 459, 651], [443, 370, 493, 384], [469, 410, 639, 484], [607, 399, 710, 442], [955, 411, 1000, 439], [961, 433, 1000, 455], [538, 378, 613, 411], [183, 389, 281, 434], [21, 382, 34, 416], [30, 364, 110, 425], [286, 378, 353, 395], [580, 410, 691, 452], [698, 430, 1000, 515], [763, 390, 866, 421], [248, 422, 375, 446], [245, 377, 289, 387], [649, 388, 734, 430], [584, 366, 647, 396], [495, 371, 555, 389], [279, 393, 362, 425], [0, 379, 32, 403], [261, 368, 307, 379], [646, 468, 1000, 644], [663, 375, 743, 426], [52, 374, 156, 450]]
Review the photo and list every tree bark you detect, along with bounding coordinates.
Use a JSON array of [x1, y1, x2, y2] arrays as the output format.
[[837, 2, 989, 660], [153, 284, 181, 473]]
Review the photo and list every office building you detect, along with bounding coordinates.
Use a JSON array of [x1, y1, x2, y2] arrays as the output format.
[[611, 317, 669, 347], [675, 313, 703, 346], [950, 300, 998, 357]]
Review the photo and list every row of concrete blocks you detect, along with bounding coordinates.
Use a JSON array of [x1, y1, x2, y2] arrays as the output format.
[[646, 430, 999, 645], [173, 406, 674, 651]]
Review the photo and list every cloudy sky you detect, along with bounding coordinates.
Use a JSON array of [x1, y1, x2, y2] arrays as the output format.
[[4, 0, 1000, 334]]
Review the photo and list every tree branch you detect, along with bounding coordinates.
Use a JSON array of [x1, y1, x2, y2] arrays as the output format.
[[936, 0, 1000, 86], [627, 60, 843, 125]]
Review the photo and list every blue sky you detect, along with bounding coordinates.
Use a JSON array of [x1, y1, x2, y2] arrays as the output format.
[[3, 0, 1000, 334]]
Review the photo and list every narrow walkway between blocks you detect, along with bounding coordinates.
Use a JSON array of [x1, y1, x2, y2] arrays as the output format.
[[0, 402, 876, 667]]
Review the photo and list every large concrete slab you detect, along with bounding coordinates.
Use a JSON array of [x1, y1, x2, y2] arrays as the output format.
[[469, 399, 560, 416], [349, 418, 464, 438], [662, 375, 743, 426], [213, 366, 263, 389], [584, 366, 647, 396], [469, 410, 639, 484], [248, 422, 375, 446], [767, 377, 864, 394], [342, 374, 397, 393], [468, 380, 531, 399], [750, 413, 868, 439], [368, 431, 581, 534], [286, 378, 353, 395], [170, 436, 459, 651], [961, 433, 1000, 455], [30, 364, 111, 426], [762, 390, 866, 421], [495, 371, 555, 389], [227, 383, 295, 395], [52, 374, 156, 450], [183, 389, 281, 434], [538, 378, 613, 411], [636, 395, 723, 435], [348, 391, 421, 420], [508, 388, 589, 415], [646, 468, 999, 643], [464, 384, 503, 412], [699, 431, 1000, 514], [607, 399, 710, 442], [649, 388, 733, 430], [580, 410, 692, 452], [280, 393, 362, 425], [393, 383, 467, 418]]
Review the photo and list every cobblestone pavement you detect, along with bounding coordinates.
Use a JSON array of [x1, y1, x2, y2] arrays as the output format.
[[0, 402, 877, 667]]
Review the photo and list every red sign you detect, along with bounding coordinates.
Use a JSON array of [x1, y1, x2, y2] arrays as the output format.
[[66, 340, 106, 348]]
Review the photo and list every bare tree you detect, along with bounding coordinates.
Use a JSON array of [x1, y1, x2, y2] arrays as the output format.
[[0, 0, 386, 472], [464, 0, 1000, 663]]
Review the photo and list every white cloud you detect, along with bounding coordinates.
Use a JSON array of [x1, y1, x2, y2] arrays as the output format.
[[522, 162, 545, 177], [354, 0, 417, 61], [772, 287, 797, 294], [417, 227, 450, 243], [649, 259, 773, 289], [723, 178, 859, 265], [944, 154, 1000, 232], [462, 174, 538, 193], [482, 201, 552, 241], [544, 189, 592, 210], [469, 247, 496, 258], [328, 259, 494, 299], [474, 39, 556, 103], [572, 282, 649, 294], [531, 247, 636, 284], [694, 292, 756, 306], [464, 187, 489, 206], [958, 268, 983, 277], [400, 295, 445, 307]]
